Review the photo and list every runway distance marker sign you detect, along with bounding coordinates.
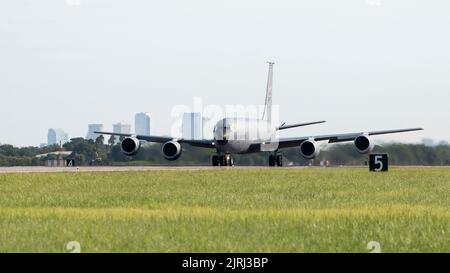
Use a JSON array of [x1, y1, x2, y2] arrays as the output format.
[[369, 154, 388, 172], [66, 159, 75, 167]]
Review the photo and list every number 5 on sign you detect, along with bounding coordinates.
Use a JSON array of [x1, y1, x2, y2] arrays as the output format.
[[369, 154, 388, 172]]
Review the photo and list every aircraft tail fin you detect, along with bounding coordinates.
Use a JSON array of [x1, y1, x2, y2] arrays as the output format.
[[262, 62, 274, 123]]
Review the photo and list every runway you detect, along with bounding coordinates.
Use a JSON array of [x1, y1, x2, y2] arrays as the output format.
[[0, 165, 443, 173], [0, 166, 224, 173]]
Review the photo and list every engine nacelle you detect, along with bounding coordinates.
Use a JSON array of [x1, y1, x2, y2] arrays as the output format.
[[354, 134, 374, 154], [300, 139, 321, 159], [121, 137, 141, 156], [162, 141, 182, 161]]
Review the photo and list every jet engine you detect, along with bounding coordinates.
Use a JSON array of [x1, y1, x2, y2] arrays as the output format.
[[162, 141, 182, 161], [300, 139, 321, 159], [354, 134, 374, 154], [121, 137, 141, 156]]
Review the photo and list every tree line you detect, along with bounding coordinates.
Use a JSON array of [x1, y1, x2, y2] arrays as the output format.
[[1, 136, 450, 166]]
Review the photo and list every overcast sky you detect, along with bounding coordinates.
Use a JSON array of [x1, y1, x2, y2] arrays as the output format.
[[1, 0, 449, 146]]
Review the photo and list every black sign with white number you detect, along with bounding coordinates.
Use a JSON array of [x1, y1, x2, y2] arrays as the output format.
[[369, 154, 388, 172], [66, 159, 75, 167]]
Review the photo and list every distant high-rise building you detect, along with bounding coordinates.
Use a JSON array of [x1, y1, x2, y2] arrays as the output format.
[[135, 113, 151, 135], [182, 113, 203, 140], [421, 138, 435, 147], [47, 128, 69, 146], [202, 116, 214, 139], [113, 122, 132, 142], [86, 124, 104, 141]]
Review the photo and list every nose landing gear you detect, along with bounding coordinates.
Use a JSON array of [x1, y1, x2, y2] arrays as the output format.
[[269, 153, 283, 167], [212, 154, 235, 167]]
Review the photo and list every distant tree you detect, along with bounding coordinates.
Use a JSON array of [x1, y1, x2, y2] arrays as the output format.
[[75, 154, 86, 166], [119, 136, 126, 143], [0, 145, 16, 156], [95, 135, 105, 146], [108, 144, 130, 162], [108, 135, 116, 146], [63, 138, 97, 165], [2, 140, 450, 167], [93, 135, 108, 162]]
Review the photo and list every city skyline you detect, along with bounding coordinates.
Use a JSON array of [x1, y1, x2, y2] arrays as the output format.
[[43, 111, 208, 145], [4, 108, 448, 148], [42, 110, 449, 148]]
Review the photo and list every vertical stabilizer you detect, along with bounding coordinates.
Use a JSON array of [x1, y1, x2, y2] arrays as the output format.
[[262, 62, 274, 122]]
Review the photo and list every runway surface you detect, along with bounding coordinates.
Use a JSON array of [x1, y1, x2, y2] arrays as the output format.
[[0, 166, 225, 173], [0, 166, 444, 173]]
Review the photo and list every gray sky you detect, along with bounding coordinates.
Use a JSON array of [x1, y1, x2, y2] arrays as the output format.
[[1, 0, 449, 147]]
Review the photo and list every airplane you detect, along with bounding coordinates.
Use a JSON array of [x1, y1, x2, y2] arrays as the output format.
[[96, 62, 423, 167]]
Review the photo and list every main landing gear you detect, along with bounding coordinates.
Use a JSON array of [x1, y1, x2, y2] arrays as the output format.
[[212, 154, 235, 167], [269, 153, 283, 167]]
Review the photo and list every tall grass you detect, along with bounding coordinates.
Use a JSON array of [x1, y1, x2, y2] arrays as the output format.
[[0, 168, 448, 252]]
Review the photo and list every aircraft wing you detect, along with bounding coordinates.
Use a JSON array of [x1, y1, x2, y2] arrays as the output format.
[[276, 121, 326, 131], [94, 131, 216, 149], [276, 128, 423, 149]]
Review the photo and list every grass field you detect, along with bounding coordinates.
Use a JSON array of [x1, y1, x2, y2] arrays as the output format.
[[0, 167, 448, 253]]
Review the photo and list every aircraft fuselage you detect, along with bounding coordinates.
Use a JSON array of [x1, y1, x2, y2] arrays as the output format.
[[213, 118, 278, 154]]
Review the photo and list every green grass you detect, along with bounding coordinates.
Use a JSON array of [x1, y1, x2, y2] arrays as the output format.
[[0, 168, 448, 253]]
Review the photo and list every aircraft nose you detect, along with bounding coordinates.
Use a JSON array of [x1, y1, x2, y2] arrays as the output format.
[[214, 120, 232, 140], [216, 139, 229, 146]]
